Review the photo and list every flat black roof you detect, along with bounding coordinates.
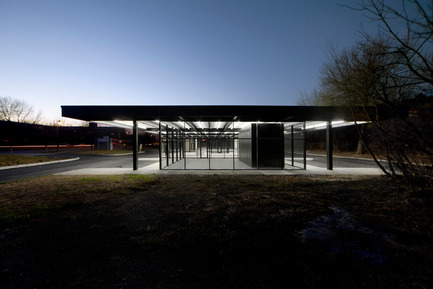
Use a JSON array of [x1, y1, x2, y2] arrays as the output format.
[[62, 105, 368, 122]]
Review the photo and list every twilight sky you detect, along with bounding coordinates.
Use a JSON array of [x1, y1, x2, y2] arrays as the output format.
[[0, 0, 379, 123]]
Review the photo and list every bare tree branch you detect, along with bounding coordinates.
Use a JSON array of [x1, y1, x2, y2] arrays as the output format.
[[0, 96, 43, 123], [346, 0, 433, 87]]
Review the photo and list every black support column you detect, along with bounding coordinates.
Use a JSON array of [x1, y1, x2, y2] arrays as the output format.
[[165, 125, 169, 167], [326, 121, 333, 170], [158, 121, 162, 170], [291, 125, 294, 167], [303, 122, 307, 170], [133, 120, 138, 171]]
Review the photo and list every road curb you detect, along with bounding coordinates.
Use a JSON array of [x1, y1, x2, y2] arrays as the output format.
[[0, 157, 80, 171]]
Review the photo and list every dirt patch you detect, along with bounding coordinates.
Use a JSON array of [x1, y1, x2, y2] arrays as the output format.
[[1, 175, 432, 288]]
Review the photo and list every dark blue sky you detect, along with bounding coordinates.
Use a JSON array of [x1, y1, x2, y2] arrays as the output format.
[[0, 0, 378, 121]]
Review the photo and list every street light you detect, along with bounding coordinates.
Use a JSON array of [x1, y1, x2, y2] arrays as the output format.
[[56, 120, 61, 152]]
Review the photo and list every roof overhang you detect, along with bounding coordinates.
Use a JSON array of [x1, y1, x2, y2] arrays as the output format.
[[62, 105, 372, 122]]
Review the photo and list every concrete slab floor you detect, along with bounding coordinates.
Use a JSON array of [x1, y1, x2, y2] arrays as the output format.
[[56, 162, 383, 176]]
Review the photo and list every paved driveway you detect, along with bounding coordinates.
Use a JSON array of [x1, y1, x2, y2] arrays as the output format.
[[0, 150, 384, 182], [0, 150, 159, 182]]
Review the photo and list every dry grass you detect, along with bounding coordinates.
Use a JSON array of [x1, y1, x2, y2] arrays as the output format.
[[0, 175, 156, 222], [1, 175, 432, 289], [0, 154, 60, 167]]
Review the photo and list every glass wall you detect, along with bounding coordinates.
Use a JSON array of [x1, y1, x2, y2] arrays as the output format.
[[159, 121, 305, 170], [283, 122, 306, 169]]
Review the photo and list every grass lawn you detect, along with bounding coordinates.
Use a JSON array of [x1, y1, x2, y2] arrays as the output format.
[[1, 174, 432, 288], [0, 154, 61, 167]]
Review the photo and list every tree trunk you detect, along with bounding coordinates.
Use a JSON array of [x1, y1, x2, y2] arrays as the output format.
[[356, 137, 364, 155], [356, 125, 365, 155]]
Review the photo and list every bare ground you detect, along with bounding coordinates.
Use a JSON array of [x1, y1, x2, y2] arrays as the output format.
[[1, 174, 432, 289]]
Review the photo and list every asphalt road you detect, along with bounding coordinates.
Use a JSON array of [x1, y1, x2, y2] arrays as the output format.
[[0, 151, 381, 182], [306, 154, 380, 169], [0, 150, 160, 182]]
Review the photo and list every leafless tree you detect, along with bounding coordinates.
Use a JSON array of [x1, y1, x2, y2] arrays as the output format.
[[0, 96, 42, 124], [342, 0, 433, 189], [320, 40, 397, 160], [298, 1, 433, 189], [348, 0, 433, 90], [319, 37, 432, 189], [297, 88, 330, 106]]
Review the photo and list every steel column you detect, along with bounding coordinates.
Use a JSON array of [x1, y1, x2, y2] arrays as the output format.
[[291, 125, 294, 167], [166, 125, 169, 167], [303, 122, 307, 170], [326, 121, 333, 170], [159, 121, 162, 170], [132, 120, 138, 170]]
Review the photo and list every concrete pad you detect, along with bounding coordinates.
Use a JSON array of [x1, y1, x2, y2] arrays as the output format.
[[56, 162, 383, 176], [291, 166, 383, 176]]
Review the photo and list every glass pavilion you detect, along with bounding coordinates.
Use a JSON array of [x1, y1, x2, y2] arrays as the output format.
[[62, 105, 368, 170]]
